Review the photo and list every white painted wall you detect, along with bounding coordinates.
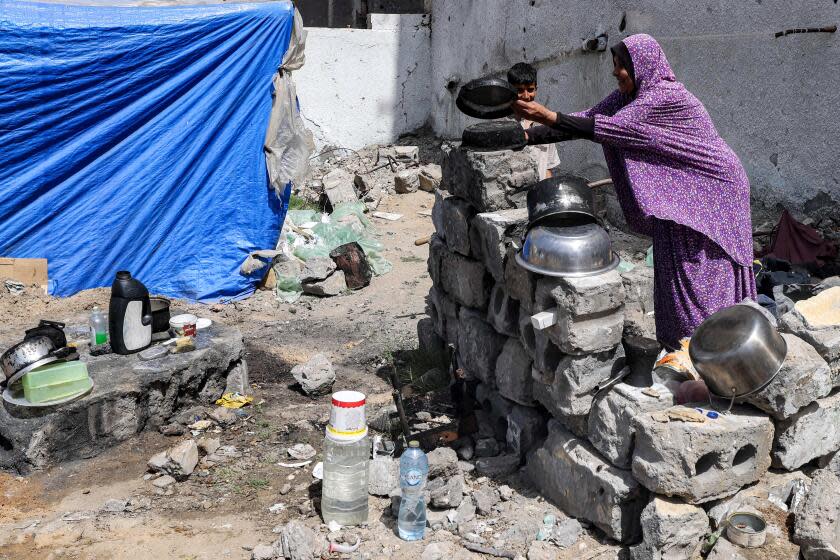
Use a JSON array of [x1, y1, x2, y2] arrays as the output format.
[[296, 14, 431, 150], [428, 0, 840, 223]]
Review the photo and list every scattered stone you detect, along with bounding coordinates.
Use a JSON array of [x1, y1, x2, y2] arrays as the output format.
[[395, 168, 421, 194], [629, 497, 708, 560], [322, 169, 357, 207], [148, 439, 199, 481], [153, 475, 177, 488], [208, 407, 237, 426], [475, 438, 501, 458], [159, 423, 186, 436], [427, 447, 459, 479], [507, 405, 547, 459], [251, 544, 276, 560], [426, 508, 451, 530], [527, 541, 556, 560], [287, 444, 317, 461], [279, 483, 292, 495], [197, 437, 220, 456], [368, 455, 399, 497], [473, 488, 499, 516], [291, 354, 336, 397], [421, 542, 459, 560], [458, 461, 476, 474], [101, 499, 128, 513], [794, 469, 840, 559], [428, 474, 465, 508], [302, 270, 347, 297], [225, 360, 250, 395], [474, 454, 520, 478], [419, 164, 443, 192], [450, 496, 476, 525], [299, 257, 337, 283], [552, 518, 583, 548], [188, 419, 213, 431], [780, 309, 840, 379], [498, 485, 514, 501], [773, 391, 840, 470], [440, 195, 475, 256]]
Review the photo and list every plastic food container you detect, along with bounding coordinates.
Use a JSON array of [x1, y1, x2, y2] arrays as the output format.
[[22, 361, 92, 404], [169, 314, 198, 337]]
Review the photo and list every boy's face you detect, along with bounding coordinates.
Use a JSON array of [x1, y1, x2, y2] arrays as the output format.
[[515, 83, 537, 103]]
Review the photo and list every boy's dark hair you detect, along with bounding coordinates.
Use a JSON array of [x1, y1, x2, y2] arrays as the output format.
[[508, 62, 537, 86]]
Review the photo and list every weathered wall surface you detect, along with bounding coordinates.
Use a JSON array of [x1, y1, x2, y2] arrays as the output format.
[[297, 14, 431, 150], [429, 0, 840, 224]]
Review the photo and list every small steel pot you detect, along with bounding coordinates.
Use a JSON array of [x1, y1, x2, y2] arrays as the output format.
[[1, 336, 56, 382], [689, 305, 788, 399], [150, 297, 171, 334], [515, 223, 619, 277], [526, 175, 596, 227], [455, 78, 517, 119]]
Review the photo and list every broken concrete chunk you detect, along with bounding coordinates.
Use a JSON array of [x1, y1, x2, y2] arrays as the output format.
[[474, 454, 520, 478], [302, 269, 346, 297], [631, 405, 773, 504], [208, 406, 237, 426], [473, 487, 500, 516], [457, 308, 505, 384], [431, 189, 452, 242], [550, 270, 626, 316], [291, 353, 336, 397], [426, 447, 459, 480], [794, 469, 840, 559], [197, 437, 221, 456], [395, 168, 421, 194], [148, 439, 199, 481], [152, 474, 177, 488], [527, 420, 647, 543], [379, 145, 418, 163], [418, 164, 443, 192], [440, 195, 475, 256], [707, 538, 747, 560], [322, 169, 357, 206], [471, 208, 529, 283], [629, 496, 708, 560], [487, 283, 520, 337], [780, 309, 840, 381], [773, 391, 840, 470], [299, 257, 336, 283], [440, 250, 491, 309], [495, 337, 535, 406], [442, 145, 539, 212], [428, 474, 464, 509], [277, 520, 324, 560], [544, 307, 625, 355]]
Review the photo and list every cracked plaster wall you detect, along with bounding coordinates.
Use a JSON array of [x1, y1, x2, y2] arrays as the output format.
[[428, 0, 840, 225], [296, 13, 432, 150]]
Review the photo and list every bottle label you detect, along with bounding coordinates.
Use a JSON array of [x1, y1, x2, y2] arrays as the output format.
[[403, 469, 423, 486]]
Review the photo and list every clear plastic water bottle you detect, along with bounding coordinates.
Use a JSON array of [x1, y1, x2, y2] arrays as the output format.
[[321, 432, 370, 526], [89, 306, 108, 345], [398, 440, 428, 541]]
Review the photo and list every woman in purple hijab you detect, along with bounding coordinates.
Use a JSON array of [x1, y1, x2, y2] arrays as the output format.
[[514, 34, 756, 349]]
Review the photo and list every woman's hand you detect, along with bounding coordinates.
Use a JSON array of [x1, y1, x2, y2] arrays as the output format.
[[512, 100, 557, 126]]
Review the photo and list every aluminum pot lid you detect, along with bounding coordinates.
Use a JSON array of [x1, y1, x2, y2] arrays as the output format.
[[456, 78, 517, 119]]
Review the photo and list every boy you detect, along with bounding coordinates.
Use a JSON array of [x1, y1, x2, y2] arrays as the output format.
[[508, 62, 560, 179]]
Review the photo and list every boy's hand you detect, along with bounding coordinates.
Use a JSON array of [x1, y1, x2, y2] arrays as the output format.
[[512, 100, 557, 127]]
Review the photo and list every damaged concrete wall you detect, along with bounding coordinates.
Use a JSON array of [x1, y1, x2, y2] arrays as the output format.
[[428, 0, 840, 224], [297, 13, 432, 150]]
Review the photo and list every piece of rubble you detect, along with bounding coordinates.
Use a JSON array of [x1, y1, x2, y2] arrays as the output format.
[[457, 308, 505, 383], [440, 195, 475, 256], [450, 496, 476, 525], [773, 391, 840, 470], [291, 354, 336, 397], [544, 307, 625, 355], [549, 270, 626, 316], [474, 454, 520, 478], [197, 437, 220, 456], [299, 257, 336, 283], [629, 497, 708, 560], [251, 544, 276, 560], [746, 333, 832, 419], [780, 309, 840, 378], [707, 538, 747, 560], [395, 168, 421, 194], [276, 520, 324, 560], [379, 145, 418, 163], [102, 499, 128, 513], [302, 270, 347, 297], [153, 474, 177, 488], [148, 439, 199, 481], [322, 169, 357, 207], [421, 542, 460, 560], [506, 405, 547, 459], [225, 360, 250, 396], [552, 518, 583, 548], [473, 487, 499, 516], [427, 447, 459, 479], [498, 485, 514, 501], [471, 209, 529, 283], [418, 164, 443, 192], [632, 405, 773, 504], [526, 541, 557, 560], [795, 469, 840, 559], [160, 423, 185, 436], [495, 338, 535, 406], [208, 406, 237, 426], [287, 444, 317, 461], [527, 420, 646, 543], [428, 474, 464, 509]]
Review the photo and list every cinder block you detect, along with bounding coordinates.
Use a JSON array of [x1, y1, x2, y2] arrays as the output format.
[[470, 209, 528, 283], [588, 383, 675, 469], [487, 283, 520, 337], [476, 383, 516, 441], [440, 195, 476, 256], [550, 270, 626, 316], [457, 308, 505, 385], [506, 405, 547, 459], [773, 391, 840, 471], [621, 267, 657, 343], [504, 246, 536, 313], [495, 338, 534, 407], [545, 309, 625, 355], [629, 497, 709, 560], [427, 286, 459, 345], [417, 317, 445, 361], [440, 250, 491, 310], [527, 420, 647, 543], [746, 333, 832, 420], [442, 146, 539, 213], [431, 189, 451, 239], [427, 233, 445, 286], [518, 309, 563, 374], [532, 345, 626, 418], [631, 405, 774, 504], [781, 310, 840, 381]]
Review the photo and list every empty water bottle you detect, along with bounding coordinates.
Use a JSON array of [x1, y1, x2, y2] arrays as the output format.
[[398, 440, 428, 541]]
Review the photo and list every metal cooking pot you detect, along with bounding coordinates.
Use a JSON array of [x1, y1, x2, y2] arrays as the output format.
[[689, 305, 788, 399], [515, 223, 619, 277], [461, 120, 527, 151], [526, 175, 596, 227], [150, 297, 171, 334], [455, 78, 517, 120], [1, 336, 56, 382]]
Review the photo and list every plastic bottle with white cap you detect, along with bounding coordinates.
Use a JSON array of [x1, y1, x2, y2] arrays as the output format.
[[320, 390, 370, 526]]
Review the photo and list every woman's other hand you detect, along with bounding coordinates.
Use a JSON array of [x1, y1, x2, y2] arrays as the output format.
[[512, 100, 557, 126]]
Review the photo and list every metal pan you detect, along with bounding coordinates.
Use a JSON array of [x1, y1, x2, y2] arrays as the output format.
[[456, 78, 517, 119]]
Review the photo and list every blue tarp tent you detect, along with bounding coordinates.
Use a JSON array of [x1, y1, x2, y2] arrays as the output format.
[[0, 0, 300, 301]]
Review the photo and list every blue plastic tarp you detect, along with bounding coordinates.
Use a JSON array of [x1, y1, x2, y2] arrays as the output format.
[[0, 0, 296, 301]]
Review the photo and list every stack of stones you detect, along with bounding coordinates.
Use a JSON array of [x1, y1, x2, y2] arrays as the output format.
[[417, 140, 840, 556]]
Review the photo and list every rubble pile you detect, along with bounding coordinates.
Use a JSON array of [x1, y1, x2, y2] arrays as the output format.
[[420, 140, 840, 556]]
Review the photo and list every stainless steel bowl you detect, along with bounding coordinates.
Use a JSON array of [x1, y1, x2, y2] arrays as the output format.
[[515, 223, 619, 277], [689, 305, 788, 399], [1, 336, 56, 383]]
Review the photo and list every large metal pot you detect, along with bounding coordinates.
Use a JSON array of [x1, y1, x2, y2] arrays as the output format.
[[526, 175, 596, 227], [515, 223, 619, 277], [689, 305, 788, 399], [150, 297, 171, 334], [1, 336, 56, 383], [456, 78, 517, 120]]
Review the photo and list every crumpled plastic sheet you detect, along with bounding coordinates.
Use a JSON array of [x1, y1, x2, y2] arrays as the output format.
[[272, 201, 392, 302]]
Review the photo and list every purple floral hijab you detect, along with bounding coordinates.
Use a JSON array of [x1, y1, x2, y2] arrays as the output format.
[[574, 34, 753, 266]]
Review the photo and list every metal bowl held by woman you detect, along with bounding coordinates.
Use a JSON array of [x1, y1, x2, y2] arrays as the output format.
[[526, 174, 596, 227], [456, 78, 517, 120], [689, 305, 788, 399], [515, 223, 619, 278]]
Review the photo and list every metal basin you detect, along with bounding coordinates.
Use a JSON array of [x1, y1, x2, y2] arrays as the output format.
[[515, 223, 618, 278], [526, 174, 596, 227], [689, 305, 788, 399]]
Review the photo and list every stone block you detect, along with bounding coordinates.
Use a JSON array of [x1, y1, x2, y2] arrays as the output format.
[[504, 246, 536, 313], [458, 308, 505, 384], [532, 345, 626, 418], [549, 270, 626, 316], [495, 338, 535, 406], [395, 168, 420, 193], [379, 145, 419, 163], [773, 391, 840, 470], [427, 233, 445, 286], [474, 454, 520, 478], [780, 309, 840, 381], [418, 164, 442, 192], [471, 209, 529, 283], [426, 447, 459, 479], [475, 383, 515, 441], [631, 405, 774, 504], [487, 283, 520, 337], [518, 310, 563, 374], [506, 405, 547, 459], [440, 250, 491, 310], [427, 286, 459, 345], [588, 383, 675, 469], [746, 333, 832, 420], [794, 469, 840, 559], [431, 189, 451, 239], [621, 267, 657, 342], [440, 195, 475, 256], [417, 317, 445, 360], [629, 497, 708, 560], [428, 474, 465, 508], [322, 169, 357, 206], [527, 420, 647, 543], [442, 145, 539, 212], [544, 309, 625, 355]]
